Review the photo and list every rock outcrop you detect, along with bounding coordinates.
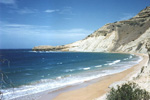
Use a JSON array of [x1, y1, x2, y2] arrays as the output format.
[[146, 38, 150, 66], [33, 45, 70, 51], [32, 6, 150, 100], [33, 6, 150, 54]]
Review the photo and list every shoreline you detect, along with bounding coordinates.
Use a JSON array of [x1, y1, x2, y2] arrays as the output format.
[[36, 53, 148, 100]]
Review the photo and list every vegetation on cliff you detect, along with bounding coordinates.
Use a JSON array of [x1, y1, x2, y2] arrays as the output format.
[[106, 82, 150, 100]]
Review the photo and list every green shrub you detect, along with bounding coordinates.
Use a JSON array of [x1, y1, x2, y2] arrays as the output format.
[[106, 82, 150, 100], [140, 66, 145, 73]]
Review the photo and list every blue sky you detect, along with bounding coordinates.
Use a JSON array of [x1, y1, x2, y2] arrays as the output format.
[[0, 0, 150, 49]]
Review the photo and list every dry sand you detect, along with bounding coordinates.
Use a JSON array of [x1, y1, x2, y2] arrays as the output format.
[[38, 53, 148, 100]]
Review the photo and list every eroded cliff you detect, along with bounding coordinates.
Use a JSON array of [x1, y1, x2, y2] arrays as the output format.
[[33, 6, 150, 54]]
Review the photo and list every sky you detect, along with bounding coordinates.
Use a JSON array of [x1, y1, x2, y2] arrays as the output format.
[[0, 0, 150, 49]]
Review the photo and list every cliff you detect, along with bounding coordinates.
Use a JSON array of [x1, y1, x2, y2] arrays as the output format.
[[33, 6, 150, 100], [33, 6, 150, 54]]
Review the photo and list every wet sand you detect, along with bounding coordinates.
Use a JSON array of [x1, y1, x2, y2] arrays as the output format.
[[38, 53, 148, 100]]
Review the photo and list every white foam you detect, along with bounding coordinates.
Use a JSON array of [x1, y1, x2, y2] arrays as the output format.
[[107, 60, 121, 65], [2, 55, 142, 100], [2, 75, 99, 100], [57, 62, 63, 65], [2, 58, 139, 100], [65, 69, 75, 72], [28, 51, 37, 53], [95, 65, 102, 68], [83, 67, 90, 70], [123, 55, 134, 60], [123, 58, 128, 60], [57, 76, 62, 79], [129, 55, 133, 59]]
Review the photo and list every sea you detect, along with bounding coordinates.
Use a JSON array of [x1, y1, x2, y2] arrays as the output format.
[[0, 49, 142, 100]]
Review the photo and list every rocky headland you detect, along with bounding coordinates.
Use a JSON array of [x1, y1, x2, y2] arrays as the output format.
[[33, 6, 150, 54], [33, 6, 150, 100]]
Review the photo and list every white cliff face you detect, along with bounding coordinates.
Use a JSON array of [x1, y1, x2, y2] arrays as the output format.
[[116, 27, 150, 53], [33, 6, 150, 54], [69, 24, 150, 53], [70, 7, 150, 99], [68, 6, 150, 54], [69, 31, 117, 52], [32, 7, 150, 98]]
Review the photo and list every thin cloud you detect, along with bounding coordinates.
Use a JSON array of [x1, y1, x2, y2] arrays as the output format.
[[11, 8, 60, 14], [5, 24, 33, 27], [0, 21, 92, 37], [44, 9, 59, 13], [0, 0, 16, 4], [45, 7, 74, 15], [1, 23, 51, 32], [0, 21, 94, 49], [59, 7, 74, 15], [16, 8, 39, 14], [0, 21, 92, 47]]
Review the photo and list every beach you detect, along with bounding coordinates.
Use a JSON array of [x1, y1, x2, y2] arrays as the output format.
[[1, 1, 150, 100], [1, 50, 142, 100], [37, 53, 148, 100]]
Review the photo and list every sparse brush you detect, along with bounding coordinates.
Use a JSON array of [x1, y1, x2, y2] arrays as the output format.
[[140, 66, 145, 73], [106, 82, 150, 100]]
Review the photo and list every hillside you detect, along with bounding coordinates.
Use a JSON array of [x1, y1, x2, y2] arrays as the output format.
[[33, 6, 150, 54], [33, 6, 150, 100]]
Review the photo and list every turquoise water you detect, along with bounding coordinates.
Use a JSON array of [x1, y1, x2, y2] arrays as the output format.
[[0, 49, 142, 99]]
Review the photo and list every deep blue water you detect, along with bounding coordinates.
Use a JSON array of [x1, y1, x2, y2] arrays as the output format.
[[0, 49, 142, 99]]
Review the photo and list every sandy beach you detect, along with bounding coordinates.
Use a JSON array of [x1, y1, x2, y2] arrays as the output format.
[[1, 2, 150, 100], [37, 53, 148, 100]]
